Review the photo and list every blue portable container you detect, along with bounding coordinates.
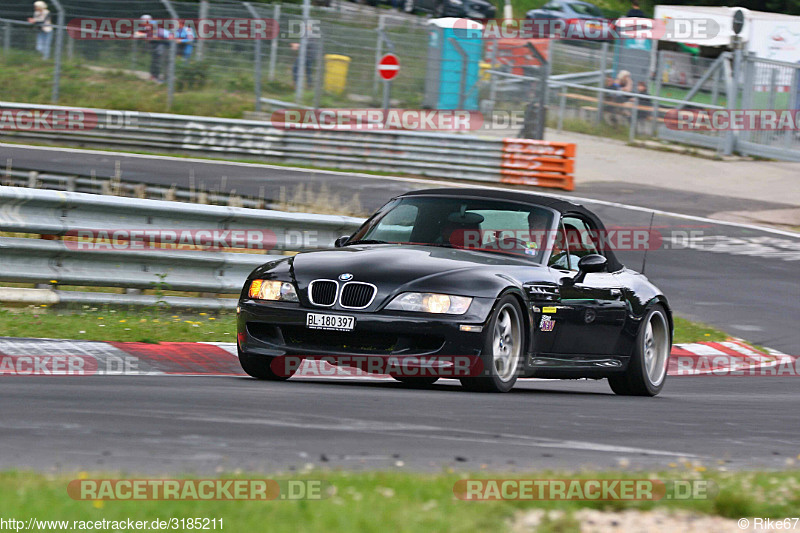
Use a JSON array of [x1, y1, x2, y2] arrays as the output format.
[[424, 18, 484, 110]]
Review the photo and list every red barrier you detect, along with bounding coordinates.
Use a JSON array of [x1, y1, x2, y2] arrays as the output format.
[[500, 139, 576, 191]]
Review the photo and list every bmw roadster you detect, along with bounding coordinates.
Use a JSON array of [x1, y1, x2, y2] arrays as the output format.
[[237, 188, 672, 396]]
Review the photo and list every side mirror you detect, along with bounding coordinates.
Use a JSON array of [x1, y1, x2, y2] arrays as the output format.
[[334, 235, 350, 248], [562, 254, 607, 285]]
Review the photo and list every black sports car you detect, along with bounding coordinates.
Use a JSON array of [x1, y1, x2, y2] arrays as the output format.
[[237, 188, 672, 396]]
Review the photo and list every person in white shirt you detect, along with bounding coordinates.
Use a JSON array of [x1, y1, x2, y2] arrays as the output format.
[[28, 1, 52, 59]]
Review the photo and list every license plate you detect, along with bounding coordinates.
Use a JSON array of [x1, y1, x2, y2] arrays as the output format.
[[306, 313, 355, 332]]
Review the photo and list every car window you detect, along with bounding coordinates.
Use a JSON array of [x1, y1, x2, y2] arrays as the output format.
[[563, 215, 601, 261], [543, 2, 563, 11], [365, 203, 418, 242], [548, 221, 575, 270], [352, 196, 555, 263], [548, 216, 601, 270]]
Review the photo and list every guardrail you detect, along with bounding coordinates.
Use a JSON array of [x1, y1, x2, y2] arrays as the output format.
[[0, 101, 576, 191], [2, 168, 269, 209], [0, 186, 364, 309]]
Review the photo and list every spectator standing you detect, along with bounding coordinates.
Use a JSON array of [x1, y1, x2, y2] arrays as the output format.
[[135, 15, 170, 83], [635, 81, 651, 119], [626, 0, 646, 18], [614, 70, 633, 98], [28, 1, 53, 60], [174, 20, 195, 61]]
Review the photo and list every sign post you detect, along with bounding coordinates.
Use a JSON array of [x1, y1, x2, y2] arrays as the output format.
[[378, 53, 399, 113]]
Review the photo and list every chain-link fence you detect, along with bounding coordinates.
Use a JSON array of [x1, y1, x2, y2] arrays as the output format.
[[0, 0, 431, 110]]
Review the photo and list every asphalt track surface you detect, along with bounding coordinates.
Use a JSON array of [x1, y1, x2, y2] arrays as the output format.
[[1, 143, 799, 474], [2, 375, 799, 473], [3, 143, 799, 353]]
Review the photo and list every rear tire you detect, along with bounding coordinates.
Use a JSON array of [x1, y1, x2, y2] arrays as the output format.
[[460, 295, 525, 393], [608, 305, 670, 396], [239, 352, 295, 381]]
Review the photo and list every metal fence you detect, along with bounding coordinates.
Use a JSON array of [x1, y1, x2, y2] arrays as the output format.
[[0, 0, 430, 109], [0, 185, 364, 309]]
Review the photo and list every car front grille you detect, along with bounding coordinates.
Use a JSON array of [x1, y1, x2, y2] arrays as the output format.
[[340, 282, 377, 309], [309, 280, 337, 306], [246, 323, 445, 356]]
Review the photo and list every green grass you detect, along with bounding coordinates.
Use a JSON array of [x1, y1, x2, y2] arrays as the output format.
[[0, 307, 235, 343], [672, 316, 727, 344], [0, 305, 735, 346], [2, 469, 799, 533]]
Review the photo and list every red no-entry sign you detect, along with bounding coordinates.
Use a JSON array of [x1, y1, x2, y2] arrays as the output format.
[[377, 53, 400, 81]]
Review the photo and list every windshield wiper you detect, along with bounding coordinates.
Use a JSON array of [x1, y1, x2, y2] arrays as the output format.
[[343, 239, 391, 246]]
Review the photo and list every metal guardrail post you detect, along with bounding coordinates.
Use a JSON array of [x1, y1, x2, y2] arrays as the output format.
[[49, 0, 65, 103], [722, 53, 736, 156], [710, 66, 720, 107], [268, 4, 280, 82], [597, 42, 609, 125], [295, 0, 311, 103], [629, 95, 638, 143], [3, 22, 9, 55], [652, 51, 664, 137], [538, 45, 550, 140], [557, 85, 566, 132], [196, 0, 209, 61], [313, 29, 324, 110], [130, 37, 137, 71], [373, 15, 385, 96], [243, 3, 263, 113], [740, 53, 756, 147], [159, 0, 178, 110], [195, 0, 209, 61]]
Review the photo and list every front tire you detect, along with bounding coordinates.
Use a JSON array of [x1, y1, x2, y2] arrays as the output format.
[[460, 295, 525, 393], [239, 352, 295, 381], [608, 305, 671, 396]]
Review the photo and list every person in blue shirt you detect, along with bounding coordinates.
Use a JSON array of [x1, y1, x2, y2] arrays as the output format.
[[174, 20, 195, 61]]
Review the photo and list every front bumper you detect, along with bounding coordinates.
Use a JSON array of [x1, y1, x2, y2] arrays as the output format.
[[237, 297, 496, 359]]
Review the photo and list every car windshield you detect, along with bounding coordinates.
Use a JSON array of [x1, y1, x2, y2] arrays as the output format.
[[569, 3, 604, 17], [347, 196, 556, 263]]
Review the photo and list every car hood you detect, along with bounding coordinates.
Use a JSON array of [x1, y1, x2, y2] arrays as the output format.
[[255, 244, 545, 299]]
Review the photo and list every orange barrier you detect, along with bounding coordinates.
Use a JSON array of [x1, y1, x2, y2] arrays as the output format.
[[500, 139, 576, 191], [485, 39, 550, 76]]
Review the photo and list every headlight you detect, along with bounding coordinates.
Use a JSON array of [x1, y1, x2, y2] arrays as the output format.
[[248, 279, 298, 302], [385, 292, 472, 314]]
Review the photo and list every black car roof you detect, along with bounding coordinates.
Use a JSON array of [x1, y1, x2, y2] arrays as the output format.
[[399, 188, 590, 216]]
